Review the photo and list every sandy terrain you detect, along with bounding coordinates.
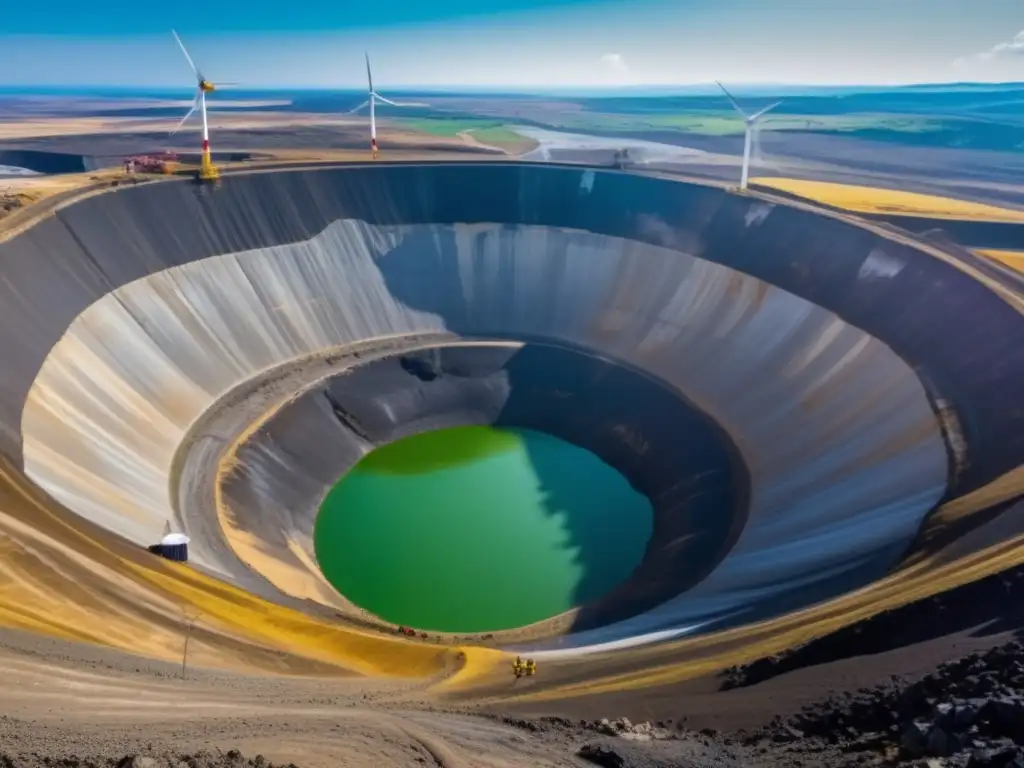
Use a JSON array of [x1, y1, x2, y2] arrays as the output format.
[[1, 169, 127, 194], [1, 560, 1023, 768], [978, 248, 1024, 273], [752, 176, 1024, 221], [0, 631, 576, 768]]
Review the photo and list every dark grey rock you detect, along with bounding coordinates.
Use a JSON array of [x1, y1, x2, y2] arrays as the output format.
[[901, 722, 931, 758], [577, 744, 625, 768]]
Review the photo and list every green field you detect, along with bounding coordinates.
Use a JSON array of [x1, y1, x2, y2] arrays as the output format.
[[391, 110, 941, 147], [394, 117, 499, 135], [390, 117, 533, 150], [538, 110, 942, 136]]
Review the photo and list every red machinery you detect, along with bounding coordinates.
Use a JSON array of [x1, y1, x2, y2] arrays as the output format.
[[123, 151, 180, 174]]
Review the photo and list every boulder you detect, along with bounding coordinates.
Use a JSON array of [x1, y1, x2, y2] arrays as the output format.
[[901, 722, 930, 758], [981, 698, 1024, 741], [576, 744, 626, 768], [967, 743, 1022, 767], [926, 725, 960, 757]]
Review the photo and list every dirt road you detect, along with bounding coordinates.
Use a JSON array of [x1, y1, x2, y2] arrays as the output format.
[[0, 630, 581, 768]]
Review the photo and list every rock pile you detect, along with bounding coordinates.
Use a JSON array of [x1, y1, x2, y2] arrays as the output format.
[[752, 640, 1024, 766], [0, 193, 28, 213], [498, 714, 678, 741], [720, 653, 790, 691], [590, 718, 675, 741]]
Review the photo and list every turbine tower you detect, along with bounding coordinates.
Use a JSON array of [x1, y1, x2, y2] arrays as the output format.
[[171, 30, 220, 182], [715, 81, 782, 190], [348, 53, 426, 159]]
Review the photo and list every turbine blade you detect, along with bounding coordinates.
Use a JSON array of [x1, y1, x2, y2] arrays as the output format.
[[715, 80, 748, 119], [372, 92, 401, 107], [348, 100, 370, 114], [171, 29, 204, 82], [170, 94, 199, 135], [749, 100, 783, 122], [365, 52, 374, 94], [371, 93, 427, 108]]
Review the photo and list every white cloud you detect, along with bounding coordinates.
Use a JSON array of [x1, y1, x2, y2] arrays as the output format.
[[954, 28, 1024, 68], [600, 53, 628, 73]]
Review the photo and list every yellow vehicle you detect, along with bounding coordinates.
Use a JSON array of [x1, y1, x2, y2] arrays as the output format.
[[512, 657, 536, 678]]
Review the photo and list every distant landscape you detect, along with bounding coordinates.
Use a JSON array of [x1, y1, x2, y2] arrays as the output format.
[[4, 82, 1023, 152], [407, 83, 1024, 153], [5, 81, 1024, 218]]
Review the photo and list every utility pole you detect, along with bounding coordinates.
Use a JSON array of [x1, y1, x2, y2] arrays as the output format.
[[182, 612, 200, 679]]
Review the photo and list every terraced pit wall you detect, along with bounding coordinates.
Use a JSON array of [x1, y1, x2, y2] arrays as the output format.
[[1, 163, 1022, 653]]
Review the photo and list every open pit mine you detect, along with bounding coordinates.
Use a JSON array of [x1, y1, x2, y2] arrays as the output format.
[[0, 163, 1023, 768]]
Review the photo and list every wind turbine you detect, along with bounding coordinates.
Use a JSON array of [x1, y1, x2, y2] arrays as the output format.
[[715, 81, 782, 190], [170, 30, 221, 182], [348, 53, 427, 159]]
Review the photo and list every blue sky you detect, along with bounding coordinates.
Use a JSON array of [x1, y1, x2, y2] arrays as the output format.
[[1, 0, 1023, 88]]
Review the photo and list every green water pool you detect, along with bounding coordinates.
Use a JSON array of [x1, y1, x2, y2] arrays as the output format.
[[313, 425, 653, 633]]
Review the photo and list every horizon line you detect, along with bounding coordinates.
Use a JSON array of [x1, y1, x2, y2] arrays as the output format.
[[2, 80, 1024, 93]]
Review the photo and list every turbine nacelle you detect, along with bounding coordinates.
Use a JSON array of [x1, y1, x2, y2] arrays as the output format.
[[745, 100, 783, 124]]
